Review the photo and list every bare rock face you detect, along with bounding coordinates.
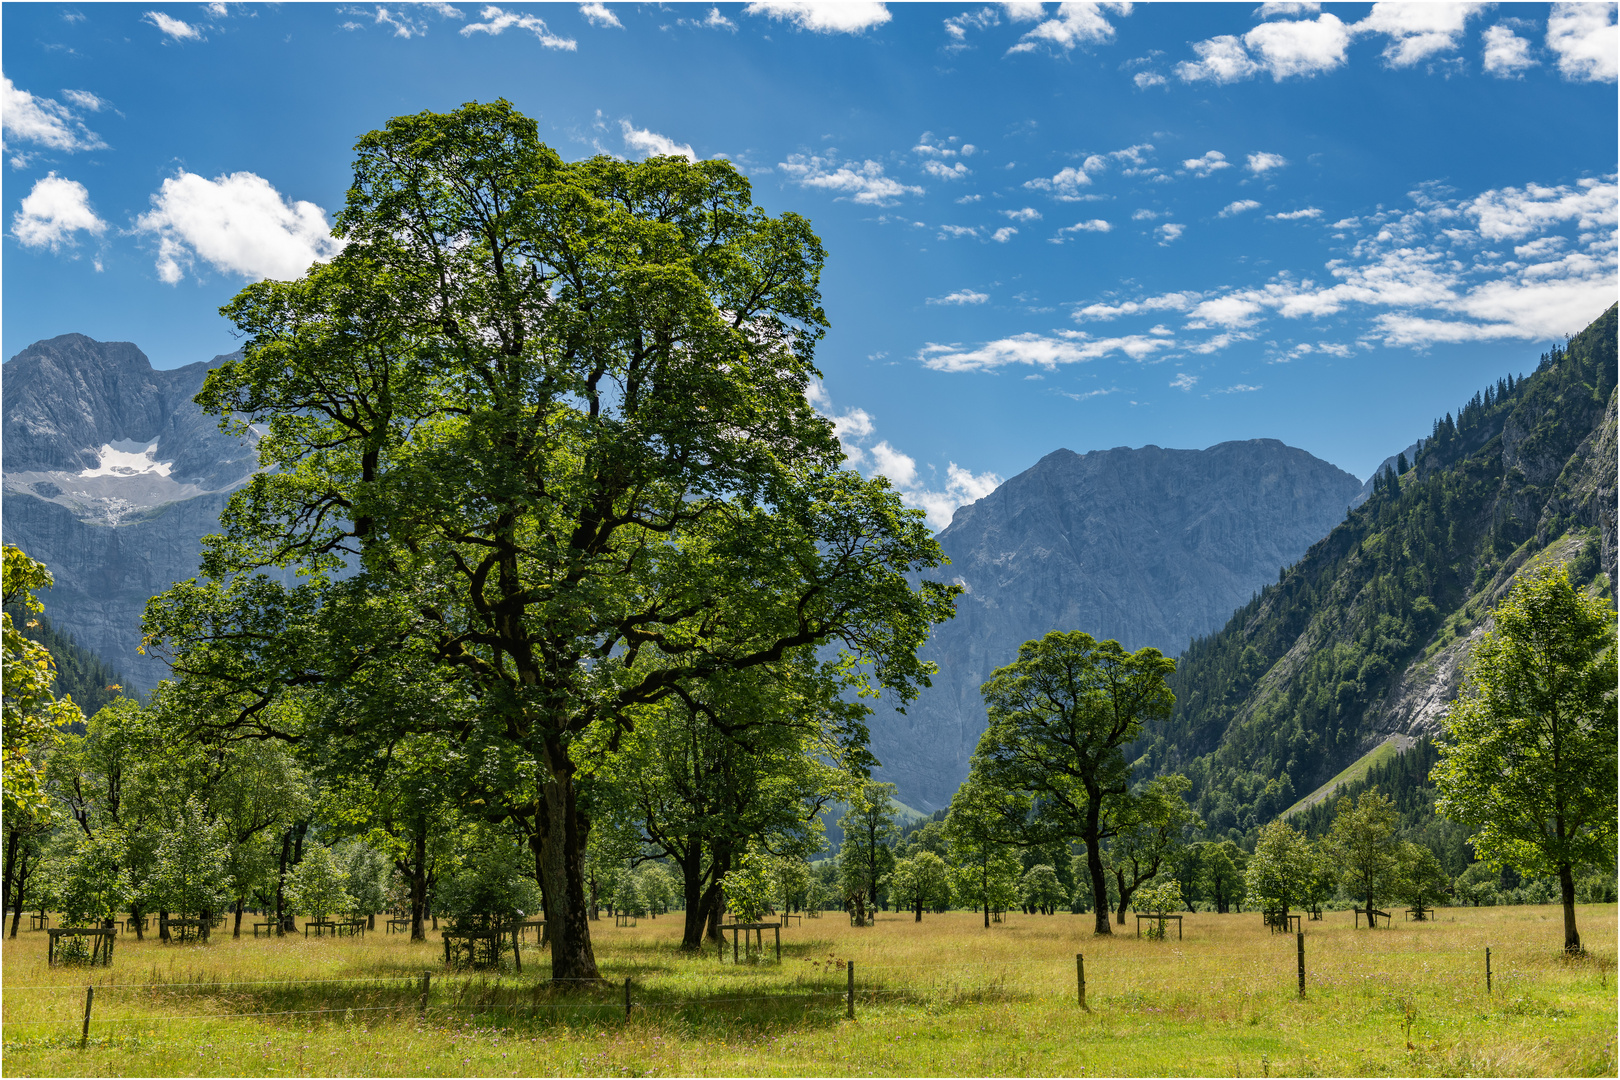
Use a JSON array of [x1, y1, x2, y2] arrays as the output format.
[[2, 334, 255, 690], [873, 440, 1364, 809]]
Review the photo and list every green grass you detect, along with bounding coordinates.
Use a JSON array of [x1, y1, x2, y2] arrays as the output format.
[[3, 905, 1614, 1076], [1283, 735, 1409, 819]]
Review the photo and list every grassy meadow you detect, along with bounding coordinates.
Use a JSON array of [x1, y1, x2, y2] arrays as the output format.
[[2, 904, 1615, 1077]]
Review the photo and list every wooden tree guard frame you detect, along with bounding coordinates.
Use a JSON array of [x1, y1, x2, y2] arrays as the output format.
[[442, 925, 523, 971], [1135, 912, 1184, 939], [1263, 910, 1301, 934], [158, 917, 210, 943], [718, 922, 781, 963], [48, 927, 116, 966]]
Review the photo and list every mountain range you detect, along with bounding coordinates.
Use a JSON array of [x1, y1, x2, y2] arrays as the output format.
[[1, 334, 255, 690], [869, 440, 1365, 809], [12, 316, 1607, 829]]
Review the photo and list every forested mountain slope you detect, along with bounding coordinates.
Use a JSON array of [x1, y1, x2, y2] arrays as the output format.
[[1153, 304, 1618, 841]]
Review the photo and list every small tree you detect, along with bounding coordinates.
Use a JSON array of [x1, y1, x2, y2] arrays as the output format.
[[637, 864, 678, 918], [720, 850, 777, 924], [837, 782, 899, 924], [1019, 863, 1066, 914], [774, 859, 812, 915], [1454, 862, 1499, 907], [892, 851, 952, 921], [1300, 841, 1339, 918], [1395, 843, 1449, 917], [1434, 564, 1617, 953], [434, 833, 541, 931], [1244, 819, 1313, 920], [1200, 842, 1245, 913], [336, 840, 390, 925], [285, 844, 350, 924], [1327, 790, 1401, 928], [985, 861, 1021, 919], [1104, 774, 1202, 925], [49, 830, 130, 928], [2, 546, 81, 818], [148, 797, 233, 932], [944, 778, 1027, 927], [1133, 878, 1183, 939]]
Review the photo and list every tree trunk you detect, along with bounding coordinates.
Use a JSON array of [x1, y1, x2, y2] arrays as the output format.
[[914, 897, 922, 922], [159, 908, 170, 941], [7, 858, 28, 939], [678, 842, 710, 950], [538, 764, 599, 983], [1083, 804, 1112, 936], [234, 897, 244, 938], [410, 824, 428, 942], [275, 829, 291, 937], [1, 827, 18, 925], [1559, 862, 1581, 953], [532, 833, 552, 948]]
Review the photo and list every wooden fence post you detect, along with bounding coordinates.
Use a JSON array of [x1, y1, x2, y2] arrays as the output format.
[[419, 971, 431, 1014], [1485, 947, 1491, 994], [80, 986, 93, 1048], [774, 925, 781, 964], [846, 960, 854, 1020], [1296, 931, 1305, 998], [1076, 953, 1086, 1010]]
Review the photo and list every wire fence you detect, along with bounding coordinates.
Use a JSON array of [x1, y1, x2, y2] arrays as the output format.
[[4, 936, 1602, 1043]]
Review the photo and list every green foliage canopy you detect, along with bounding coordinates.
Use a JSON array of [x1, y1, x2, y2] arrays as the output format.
[[1434, 564, 1617, 952]]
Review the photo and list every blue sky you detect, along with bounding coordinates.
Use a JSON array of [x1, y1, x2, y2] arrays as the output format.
[[5, 1, 1616, 526]]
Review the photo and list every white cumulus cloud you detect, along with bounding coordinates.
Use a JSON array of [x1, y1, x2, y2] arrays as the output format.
[[11, 172, 105, 251], [579, 2, 622, 28], [1059, 218, 1112, 234], [1170, 372, 1199, 390], [144, 11, 202, 40], [1351, 2, 1484, 68], [1002, 207, 1042, 222], [991, 226, 1018, 242], [1157, 222, 1186, 244], [461, 6, 577, 48], [745, 1, 891, 34], [1246, 151, 1287, 174], [1482, 24, 1536, 76], [928, 289, 990, 305], [1183, 151, 1230, 176], [1007, 1, 1132, 54], [779, 154, 922, 205], [135, 170, 344, 284], [1220, 199, 1262, 217], [922, 159, 970, 180], [1023, 165, 1093, 199], [806, 380, 999, 529], [1270, 207, 1322, 220], [1178, 12, 1349, 82], [620, 120, 695, 160], [1, 77, 106, 156], [1546, 1, 1618, 82], [918, 329, 1175, 372]]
